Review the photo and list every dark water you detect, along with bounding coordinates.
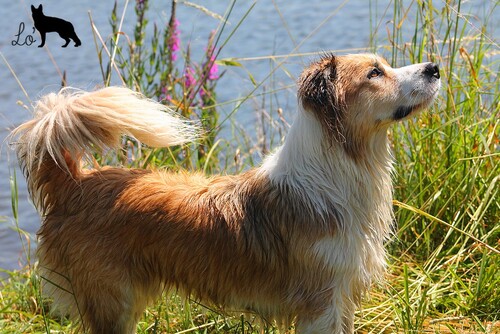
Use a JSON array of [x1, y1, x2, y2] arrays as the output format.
[[0, 0, 497, 272]]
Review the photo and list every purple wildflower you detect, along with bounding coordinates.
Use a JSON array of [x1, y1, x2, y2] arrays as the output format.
[[204, 46, 219, 81], [184, 66, 197, 102], [184, 66, 196, 89], [207, 56, 219, 80], [136, 0, 146, 11], [168, 19, 180, 61]]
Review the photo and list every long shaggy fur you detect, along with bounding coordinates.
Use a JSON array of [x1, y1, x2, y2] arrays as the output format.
[[12, 54, 440, 334]]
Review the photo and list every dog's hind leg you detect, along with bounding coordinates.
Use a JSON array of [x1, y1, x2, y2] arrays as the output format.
[[61, 37, 70, 48], [57, 30, 72, 47], [71, 31, 81, 47], [41, 263, 155, 334]]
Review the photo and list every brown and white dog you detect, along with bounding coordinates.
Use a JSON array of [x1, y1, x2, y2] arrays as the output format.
[[13, 54, 440, 334]]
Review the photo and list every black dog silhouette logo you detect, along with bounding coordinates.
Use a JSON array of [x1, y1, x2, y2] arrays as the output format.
[[31, 4, 81, 48]]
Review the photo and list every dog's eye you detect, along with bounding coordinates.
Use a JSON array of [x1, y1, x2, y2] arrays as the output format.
[[368, 68, 383, 79]]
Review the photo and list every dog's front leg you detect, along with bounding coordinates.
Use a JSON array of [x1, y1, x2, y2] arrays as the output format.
[[296, 309, 344, 334], [295, 294, 356, 334], [341, 306, 355, 333], [38, 31, 46, 47]]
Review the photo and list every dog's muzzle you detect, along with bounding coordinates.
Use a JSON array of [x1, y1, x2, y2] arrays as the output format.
[[423, 63, 440, 80]]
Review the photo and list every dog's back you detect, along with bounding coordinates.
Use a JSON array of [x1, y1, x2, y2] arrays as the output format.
[[31, 4, 81, 47], [32, 7, 71, 33]]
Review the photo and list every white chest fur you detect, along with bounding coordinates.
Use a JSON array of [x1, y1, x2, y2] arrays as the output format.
[[261, 108, 393, 284]]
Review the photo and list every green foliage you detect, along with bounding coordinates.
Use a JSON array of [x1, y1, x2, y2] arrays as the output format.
[[100, 0, 227, 172], [362, 0, 500, 332]]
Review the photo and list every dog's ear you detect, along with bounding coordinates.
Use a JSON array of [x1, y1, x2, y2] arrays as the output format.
[[298, 56, 346, 144], [31, 4, 42, 12]]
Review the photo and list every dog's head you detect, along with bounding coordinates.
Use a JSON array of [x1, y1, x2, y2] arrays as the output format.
[[31, 4, 43, 17], [298, 54, 440, 159]]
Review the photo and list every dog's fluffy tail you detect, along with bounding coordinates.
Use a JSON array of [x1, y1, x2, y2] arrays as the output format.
[[12, 86, 199, 204]]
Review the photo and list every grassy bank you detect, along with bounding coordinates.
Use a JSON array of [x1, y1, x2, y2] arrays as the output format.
[[1, 0, 499, 333]]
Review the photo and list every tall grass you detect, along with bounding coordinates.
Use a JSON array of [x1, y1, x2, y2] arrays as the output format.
[[1, 0, 499, 333], [360, 1, 500, 332]]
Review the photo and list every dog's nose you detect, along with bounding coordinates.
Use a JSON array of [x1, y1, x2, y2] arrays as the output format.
[[423, 63, 440, 79]]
